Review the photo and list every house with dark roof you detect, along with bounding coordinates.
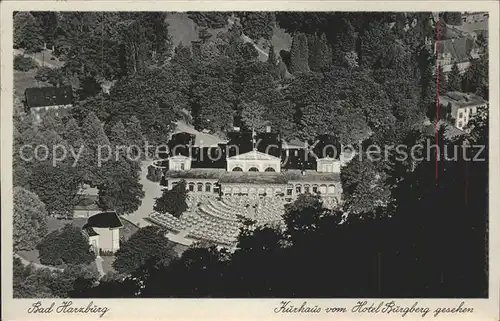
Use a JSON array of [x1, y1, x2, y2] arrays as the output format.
[[82, 212, 123, 254], [435, 37, 480, 73], [24, 86, 73, 121]]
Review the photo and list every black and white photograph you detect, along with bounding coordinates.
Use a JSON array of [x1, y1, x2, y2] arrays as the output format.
[[1, 2, 498, 320]]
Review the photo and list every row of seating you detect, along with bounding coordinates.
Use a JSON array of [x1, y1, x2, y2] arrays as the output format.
[[148, 212, 184, 232], [149, 194, 292, 246], [187, 219, 241, 246]]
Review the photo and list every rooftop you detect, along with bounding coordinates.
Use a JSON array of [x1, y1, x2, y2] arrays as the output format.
[[165, 168, 226, 180], [219, 172, 288, 184], [436, 38, 477, 63], [283, 170, 341, 182], [82, 211, 123, 230], [83, 226, 99, 237], [439, 91, 487, 117], [25, 85, 73, 108], [227, 150, 281, 161], [74, 195, 100, 211]]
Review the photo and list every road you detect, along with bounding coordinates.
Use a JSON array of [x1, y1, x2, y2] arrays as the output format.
[[14, 253, 63, 272], [13, 49, 64, 69]]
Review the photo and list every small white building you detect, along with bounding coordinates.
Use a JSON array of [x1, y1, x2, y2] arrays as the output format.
[[82, 212, 123, 255], [440, 91, 488, 131], [168, 155, 193, 171]]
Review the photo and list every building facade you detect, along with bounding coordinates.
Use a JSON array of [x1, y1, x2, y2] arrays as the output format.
[[163, 149, 342, 204], [440, 91, 488, 131], [82, 212, 123, 254]]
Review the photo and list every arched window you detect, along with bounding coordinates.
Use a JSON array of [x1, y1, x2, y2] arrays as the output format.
[[295, 184, 302, 194], [248, 167, 259, 172], [205, 183, 212, 192], [188, 183, 195, 192], [232, 167, 243, 171], [328, 184, 335, 194], [264, 167, 276, 172], [197, 183, 203, 192]]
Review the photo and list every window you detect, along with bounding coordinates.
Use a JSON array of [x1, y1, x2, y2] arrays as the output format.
[[264, 167, 275, 172], [248, 167, 259, 172], [197, 183, 203, 192], [205, 183, 211, 192], [180, 163, 185, 170], [457, 121, 463, 128], [458, 111, 463, 119], [295, 185, 302, 194], [232, 167, 243, 171], [287, 189, 293, 196], [188, 183, 194, 192], [312, 185, 318, 193], [304, 185, 310, 194]]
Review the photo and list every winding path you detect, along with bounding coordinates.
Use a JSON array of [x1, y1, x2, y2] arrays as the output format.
[[14, 253, 63, 272], [122, 160, 163, 228]]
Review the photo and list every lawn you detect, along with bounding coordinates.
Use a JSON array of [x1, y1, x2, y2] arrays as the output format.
[[47, 217, 88, 232], [166, 13, 200, 47], [14, 70, 41, 100]]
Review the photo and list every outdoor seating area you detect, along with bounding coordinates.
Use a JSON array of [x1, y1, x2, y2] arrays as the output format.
[[147, 211, 203, 233], [148, 193, 290, 245]]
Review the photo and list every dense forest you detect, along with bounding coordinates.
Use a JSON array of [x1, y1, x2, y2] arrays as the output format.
[[13, 11, 488, 298]]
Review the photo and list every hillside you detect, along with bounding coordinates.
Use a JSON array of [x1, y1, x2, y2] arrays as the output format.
[[166, 12, 292, 62]]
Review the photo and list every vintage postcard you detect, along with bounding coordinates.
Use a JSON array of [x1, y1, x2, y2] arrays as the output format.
[[1, 1, 499, 320]]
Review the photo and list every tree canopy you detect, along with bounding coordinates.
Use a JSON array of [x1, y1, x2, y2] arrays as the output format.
[[112, 226, 178, 274], [13, 187, 48, 251], [154, 180, 188, 218], [37, 224, 96, 266]]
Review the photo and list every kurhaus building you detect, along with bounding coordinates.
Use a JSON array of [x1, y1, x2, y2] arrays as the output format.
[[157, 130, 344, 204], [147, 130, 347, 246]]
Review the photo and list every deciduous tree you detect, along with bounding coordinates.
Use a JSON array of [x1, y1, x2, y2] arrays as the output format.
[[154, 180, 188, 218], [113, 226, 178, 274], [241, 100, 269, 132], [37, 224, 95, 266], [13, 187, 48, 251], [14, 12, 43, 53]]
